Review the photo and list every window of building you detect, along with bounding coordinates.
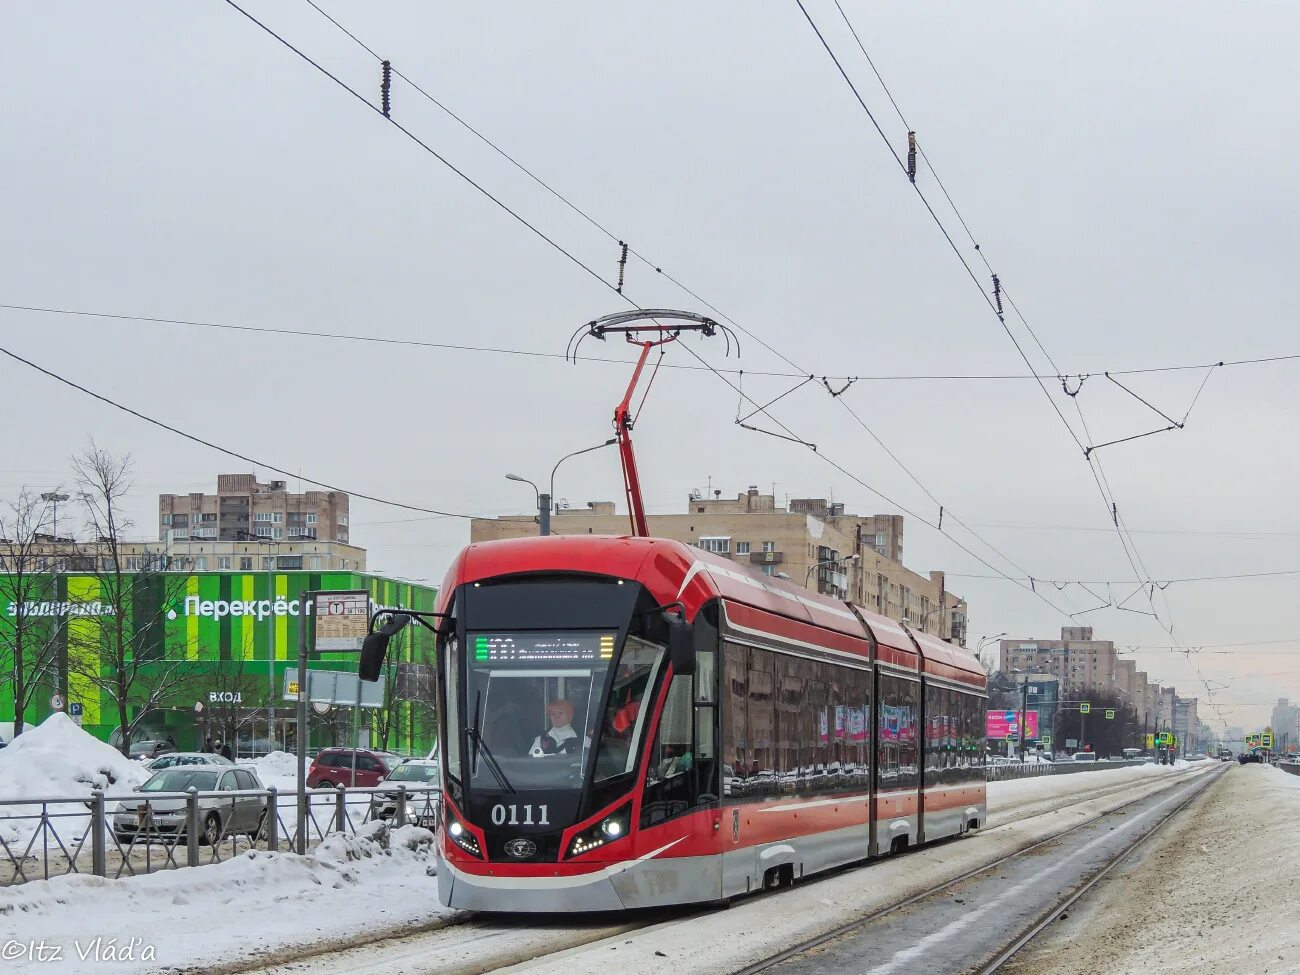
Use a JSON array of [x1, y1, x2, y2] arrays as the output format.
[[239, 557, 253, 571], [736, 541, 751, 555], [273, 512, 283, 523], [262, 557, 274, 571], [762, 564, 774, 576], [309, 555, 322, 570], [272, 527, 283, 539], [253, 512, 272, 522], [217, 556, 232, 570], [254, 525, 272, 538], [763, 541, 775, 553], [698, 537, 730, 555], [338, 515, 348, 527], [191, 513, 202, 524], [194, 557, 207, 572], [277, 556, 303, 570], [875, 532, 887, 547], [306, 513, 317, 524]]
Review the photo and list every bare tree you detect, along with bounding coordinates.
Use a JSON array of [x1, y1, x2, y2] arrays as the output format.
[[66, 443, 195, 755], [0, 489, 66, 736]]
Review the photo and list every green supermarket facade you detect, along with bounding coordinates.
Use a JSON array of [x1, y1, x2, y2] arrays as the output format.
[[1, 571, 439, 754]]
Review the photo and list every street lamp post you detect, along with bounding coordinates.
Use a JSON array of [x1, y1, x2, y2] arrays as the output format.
[[805, 553, 859, 592], [507, 439, 617, 537], [975, 633, 1007, 672]]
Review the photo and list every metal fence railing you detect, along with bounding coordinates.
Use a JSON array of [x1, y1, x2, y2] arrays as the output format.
[[0, 784, 440, 888], [1279, 760, 1300, 778], [985, 758, 1153, 782]]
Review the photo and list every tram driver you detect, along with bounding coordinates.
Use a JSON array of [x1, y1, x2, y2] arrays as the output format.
[[529, 699, 582, 757]]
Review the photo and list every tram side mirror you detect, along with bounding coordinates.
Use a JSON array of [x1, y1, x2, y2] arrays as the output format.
[[359, 613, 411, 682], [665, 613, 695, 676]]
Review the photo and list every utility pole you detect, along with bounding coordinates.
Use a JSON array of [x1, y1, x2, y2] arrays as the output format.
[[40, 491, 70, 703], [1019, 673, 1029, 762]]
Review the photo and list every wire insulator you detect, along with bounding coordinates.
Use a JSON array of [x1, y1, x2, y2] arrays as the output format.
[[906, 131, 917, 184], [991, 273, 1004, 318], [616, 241, 629, 294], [381, 60, 392, 117]]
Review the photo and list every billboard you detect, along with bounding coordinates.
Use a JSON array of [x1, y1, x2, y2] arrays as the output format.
[[986, 709, 1040, 739]]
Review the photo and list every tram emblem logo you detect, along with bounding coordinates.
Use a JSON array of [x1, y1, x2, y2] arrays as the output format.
[[731, 809, 741, 842], [504, 838, 537, 859]]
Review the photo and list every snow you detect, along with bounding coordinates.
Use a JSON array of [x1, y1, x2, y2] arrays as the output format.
[[0, 714, 150, 848], [1001, 763, 1300, 975], [0, 819, 448, 974]]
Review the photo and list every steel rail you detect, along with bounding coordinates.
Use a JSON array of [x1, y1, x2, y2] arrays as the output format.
[[732, 766, 1223, 975], [976, 766, 1224, 973]]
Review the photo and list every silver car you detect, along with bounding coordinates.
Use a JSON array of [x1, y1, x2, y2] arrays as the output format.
[[368, 759, 440, 828], [113, 766, 268, 846], [143, 752, 234, 771]]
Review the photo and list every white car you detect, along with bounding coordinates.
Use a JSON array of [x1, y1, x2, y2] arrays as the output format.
[[1071, 752, 1098, 762]]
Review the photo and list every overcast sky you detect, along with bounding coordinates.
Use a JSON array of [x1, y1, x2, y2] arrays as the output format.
[[5, 1, 1299, 735]]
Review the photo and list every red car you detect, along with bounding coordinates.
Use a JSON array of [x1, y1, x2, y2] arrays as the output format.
[[306, 748, 400, 788]]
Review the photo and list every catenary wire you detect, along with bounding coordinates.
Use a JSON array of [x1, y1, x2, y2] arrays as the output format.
[[6, 300, 1293, 382], [295, 0, 1084, 602], [0, 344, 477, 519]]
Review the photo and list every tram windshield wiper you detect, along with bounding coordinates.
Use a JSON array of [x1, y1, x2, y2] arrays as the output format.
[[469, 690, 515, 794]]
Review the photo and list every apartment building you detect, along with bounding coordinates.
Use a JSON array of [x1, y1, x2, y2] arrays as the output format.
[[470, 487, 967, 643], [998, 627, 1120, 697], [158, 474, 350, 546], [22, 536, 366, 573]]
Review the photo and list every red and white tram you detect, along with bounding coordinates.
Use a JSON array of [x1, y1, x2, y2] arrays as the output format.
[[362, 533, 986, 912]]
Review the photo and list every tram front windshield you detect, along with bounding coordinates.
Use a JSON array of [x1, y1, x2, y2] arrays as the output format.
[[463, 630, 663, 793]]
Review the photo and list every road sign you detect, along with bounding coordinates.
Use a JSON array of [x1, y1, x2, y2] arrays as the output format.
[[50, 693, 65, 712], [1262, 732, 1274, 749], [1080, 702, 1092, 714], [1066, 738, 1078, 748], [1005, 732, 1019, 742], [69, 701, 83, 726], [1105, 709, 1115, 720], [313, 590, 370, 652], [1145, 733, 1155, 748], [1041, 734, 1052, 746]]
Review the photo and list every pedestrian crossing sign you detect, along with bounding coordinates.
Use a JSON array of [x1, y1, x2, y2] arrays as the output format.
[[1080, 702, 1092, 714], [1105, 709, 1115, 720]]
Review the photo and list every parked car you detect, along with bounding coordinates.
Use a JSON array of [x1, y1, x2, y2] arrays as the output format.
[[112, 766, 267, 845], [368, 759, 440, 827], [144, 752, 233, 771], [306, 748, 401, 789], [129, 740, 176, 760], [1071, 751, 1098, 763]]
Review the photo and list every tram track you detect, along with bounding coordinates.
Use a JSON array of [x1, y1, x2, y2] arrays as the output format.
[[221, 766, 1217, 975], [734, 765, 1225, 975]]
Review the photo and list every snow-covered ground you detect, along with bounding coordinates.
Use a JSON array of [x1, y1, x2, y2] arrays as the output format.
[[1002, 762, 1300, 975], [0, 820, 447, 974], [0, 746, 1206, 975], [0, 715, 150, 848]]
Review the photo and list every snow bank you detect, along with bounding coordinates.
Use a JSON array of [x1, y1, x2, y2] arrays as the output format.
[[244, 749, 302, 789], [0, 817, 446, 974], [0, 714, 151, 848], [0, 713, 147, 798]]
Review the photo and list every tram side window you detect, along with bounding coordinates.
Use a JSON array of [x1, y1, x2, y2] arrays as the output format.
[[878, 674, 919, 792], [844, 665, 871, 790], [803, 669, 828, 796], [642, 677, 694, 825], [776, 656, 804, 796], [722, 642, 749, 798], [748, 651, 776, 798]]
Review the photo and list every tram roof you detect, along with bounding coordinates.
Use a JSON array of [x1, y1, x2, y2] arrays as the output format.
[[444, 534, 982, 682]]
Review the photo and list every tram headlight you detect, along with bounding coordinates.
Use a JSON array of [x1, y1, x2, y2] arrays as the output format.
[[566, 804, 631, 859], [445, 811, 481, 858]]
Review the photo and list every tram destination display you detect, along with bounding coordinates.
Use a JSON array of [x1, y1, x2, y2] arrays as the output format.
[[472, 631, 616, 665]]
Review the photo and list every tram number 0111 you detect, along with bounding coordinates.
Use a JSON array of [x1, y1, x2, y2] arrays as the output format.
[[490, 803, 550, 827]]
